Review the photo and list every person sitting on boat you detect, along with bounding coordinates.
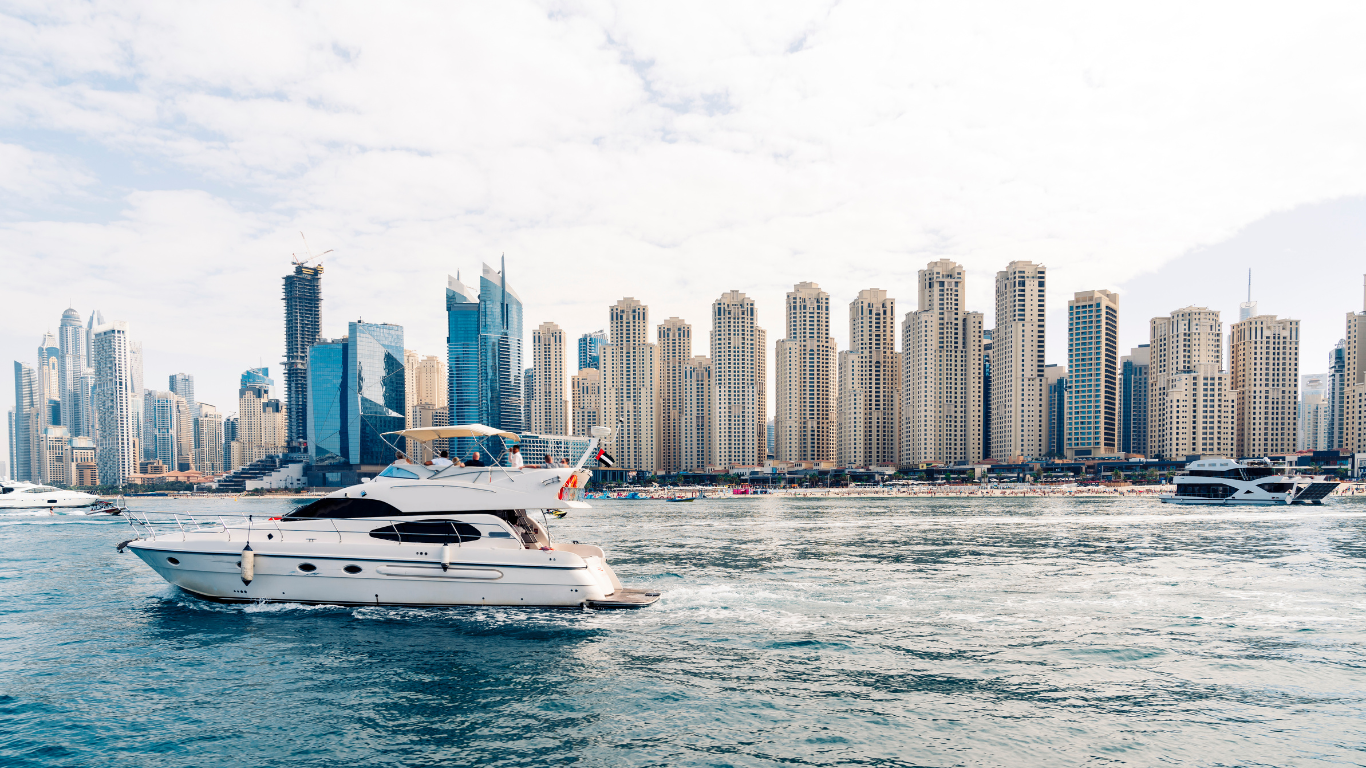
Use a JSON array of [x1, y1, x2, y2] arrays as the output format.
[[508, 445, 524, 469], [543, 454, 555, 468], [429, 450, 454, 468], [465, 451, 486, 467]]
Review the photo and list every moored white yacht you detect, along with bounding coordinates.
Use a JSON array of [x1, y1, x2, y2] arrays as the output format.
[[121, 424, 660, 609], [1161, 457, 1340, 506], [0, 480, 100, 509]]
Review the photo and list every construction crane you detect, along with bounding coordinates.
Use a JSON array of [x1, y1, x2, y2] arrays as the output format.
[[291, 232, 333, 266]]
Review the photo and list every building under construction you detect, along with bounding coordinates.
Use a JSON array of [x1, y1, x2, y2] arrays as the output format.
[[283, 264, 323, 450]]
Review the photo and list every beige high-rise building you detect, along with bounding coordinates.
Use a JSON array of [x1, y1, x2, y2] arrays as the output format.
[[1342, 277, 1366, 453], [570, 368, 602, 437], [174, 395, 195, 470], [403, 350, 448, 460], [531, 322, 568, 436], [990, 261, 1047, 460], [1230, 314, 1300, 457], [658, 318, 693, 472], [838, 289, 899, 467], [1149, 306, 1236, 458], [682, 355, 716, 470], [1065, 289, 1120, 459], [712, 291, 766, 468], [775, 282, 836, 463], [601, 298, 659, 472], [901, 261, 984, 464], [193, 403, 224, 474]]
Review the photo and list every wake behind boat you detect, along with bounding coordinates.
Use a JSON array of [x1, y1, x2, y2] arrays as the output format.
[[1161, 457, 1339, 506], [120, 424, 660, 609]]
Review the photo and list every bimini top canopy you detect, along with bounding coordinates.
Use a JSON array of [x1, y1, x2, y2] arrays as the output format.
[[382, 424, 520, 443]]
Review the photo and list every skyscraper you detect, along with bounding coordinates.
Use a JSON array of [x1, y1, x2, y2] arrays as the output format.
[[169, 373, 196, 418], [404, 350, 448, 460], [712, 291, 766, 468], [838, 289, 898, 467], [37, 333, 60, 429], [601, 298, 659, 472], [775, 282, 836, 463], [570, 367, 602, 438], [1300, 373, 1330, 451], [683, 355, 716, 470], [531, 322, 567, 435], [1148, 306, 1235, 458], [1120, 345, 1150, 456], [1231, 313, 1300, 457], [578, 331, 607, 371], [58, 308, 87, 437], [901, 262, 984, 464], [346, 322, 405, 467], [982, 329, 992, 458], [1328, 340, 1346, 450], [1064, 290, 1119, 459], [238, 367, 275, 465], [990, 261, 1047, 461], [143, 390, 181, 471], [11, 362, 37, 481], [1045, 364, 1067, 457], [283, 263, 324, 450], [307, 337, 348, 466], [1342, 277, 1366, 454], [92, 322, 138, 486], [523, 367, 534, 431], [194, 403, 224, 474], [445, 260, 524, 455], [657, 317, 692, 472]]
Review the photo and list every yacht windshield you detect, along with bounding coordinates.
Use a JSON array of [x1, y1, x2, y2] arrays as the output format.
[[377, 466, 420, 479], [283, 497, 405, 520]]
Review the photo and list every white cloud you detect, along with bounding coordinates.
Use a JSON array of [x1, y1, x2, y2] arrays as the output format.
[[2, 0, 1366, 419]]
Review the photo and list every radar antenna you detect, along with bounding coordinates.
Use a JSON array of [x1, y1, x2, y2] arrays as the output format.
[[291, 232, 333, 266]]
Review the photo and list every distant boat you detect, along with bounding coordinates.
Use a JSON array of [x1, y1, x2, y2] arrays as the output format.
[[665, 497, 695, 503]]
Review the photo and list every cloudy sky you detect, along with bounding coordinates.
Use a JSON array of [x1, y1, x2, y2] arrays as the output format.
[[4, 1, 1366, 460]]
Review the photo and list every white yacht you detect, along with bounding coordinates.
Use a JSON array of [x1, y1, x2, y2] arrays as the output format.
[[121, 424, 660, 609], [0, 481, 100, 509], [1161, 457, 1340, 506]]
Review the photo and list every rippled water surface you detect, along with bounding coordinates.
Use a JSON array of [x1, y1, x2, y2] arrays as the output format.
[[3, 495, 1366, 767]]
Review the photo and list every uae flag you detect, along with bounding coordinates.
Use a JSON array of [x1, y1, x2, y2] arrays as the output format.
[[595, 448, 616, 467]]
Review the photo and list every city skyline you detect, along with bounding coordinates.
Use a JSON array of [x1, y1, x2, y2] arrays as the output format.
[[7, 261, 1366, 478]]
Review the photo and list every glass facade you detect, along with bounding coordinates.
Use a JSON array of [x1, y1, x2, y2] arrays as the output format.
[[348, 322, 405, 467], [446, 261, 524, 460], [578, 331, 606, 371], [307, 340, 347, 465]]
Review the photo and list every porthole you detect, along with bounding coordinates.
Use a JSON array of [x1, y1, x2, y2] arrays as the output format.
[[267, 533, 274, 540], [343, 565, 363, 575], [166, 557, 180, 565], [298, 563, 317, 573]]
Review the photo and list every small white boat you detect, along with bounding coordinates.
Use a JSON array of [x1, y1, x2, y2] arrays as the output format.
[[1160, 457, 1340, 506], [120, 424, 660, 609], [0, 481, 100, 509]]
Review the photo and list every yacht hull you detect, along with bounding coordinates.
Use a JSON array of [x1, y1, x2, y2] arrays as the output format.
[[128, 540, 638, 608]]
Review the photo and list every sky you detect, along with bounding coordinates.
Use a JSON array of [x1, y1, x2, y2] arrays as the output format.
[[4, 1, 1366, 465]]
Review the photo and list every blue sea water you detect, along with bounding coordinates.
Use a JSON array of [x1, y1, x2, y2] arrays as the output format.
[[2, 495, 1365, 767]]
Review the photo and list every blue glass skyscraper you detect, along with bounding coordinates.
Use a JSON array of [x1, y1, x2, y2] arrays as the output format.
[[577, 331, 606, 371], [446, 259, 523, 459], [306, 339, 347, 465], [347, 321, 405, 466], [305, 323, 405, 468]]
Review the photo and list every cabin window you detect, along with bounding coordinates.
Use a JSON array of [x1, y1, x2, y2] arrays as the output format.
[[343, 565, 363, 574], [283, 497, 405, 520], [298, 563, 317, 572], [368, 520, 482, 544], [378, 466, 420, 480], [487, 531, 513, 539], [1176, 483, 1237, 499]]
